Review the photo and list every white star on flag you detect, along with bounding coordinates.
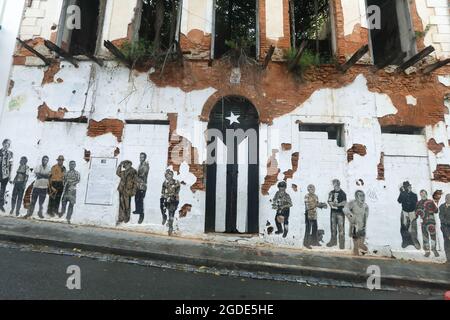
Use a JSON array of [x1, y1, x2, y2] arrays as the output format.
[[226, 112, 240, 125]]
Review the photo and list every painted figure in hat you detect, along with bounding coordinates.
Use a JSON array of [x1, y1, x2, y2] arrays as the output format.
[[416, 190, 439, 257], [0, 139, 13, 212], [47, 155, 66, 217], [344, 190, 369, 256], [25, 156, 51, 219], [327, 179, 347, 249], [397, 181, 420, 249], [116, 160, 138, 225], [60, 160, 80, 224], [271, 181, 292, 238], [160, 169, 180, 236], [10, 156, 30, 216]]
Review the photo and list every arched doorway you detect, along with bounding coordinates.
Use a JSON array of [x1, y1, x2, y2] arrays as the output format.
[[205, 96, 259, 234]]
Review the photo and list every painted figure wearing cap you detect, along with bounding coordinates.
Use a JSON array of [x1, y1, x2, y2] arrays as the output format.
[[416, 190, 439, 258], [116, 160, 138, 225], [272, 181, 292, 238], [397, 181, 420, 249], [47, 155, 66, 217], [25, 156, 51, 219], [161, 169, 180, 236], [60, 160, 80, 224]]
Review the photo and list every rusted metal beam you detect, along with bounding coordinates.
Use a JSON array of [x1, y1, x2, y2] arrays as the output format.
[[44, 40, 79, 68], [103, 40, 132, 68], [372, 51, 407, 72], [86, 54, 104, 67], [422, 58, 450, 75], [337, 44, 369, 73], [396, 45, 435, 73], [261, 45, 275, 70], [16, 38, 52, 66]]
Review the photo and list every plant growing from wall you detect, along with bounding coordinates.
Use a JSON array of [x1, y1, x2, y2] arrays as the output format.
[[285, 47, 320, 80], [120, 39, 156, 67]]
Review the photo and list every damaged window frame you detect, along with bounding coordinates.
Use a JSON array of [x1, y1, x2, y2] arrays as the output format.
[[288, 0, 337, 64], [56, 0, 108, 57], [211, 0, 260, 60], [381, 126, 425, 135], [128, 0, 183, 64], [365, 0, 417, 66]]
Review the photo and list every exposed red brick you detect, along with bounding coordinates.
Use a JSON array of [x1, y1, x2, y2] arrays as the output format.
[[377, 152, 385, 180], [179, 204, 192, 218], [42, 61, 61, 85], [87, 119, 124, 142], [13, 56, 26, 65], [180, 29, 211, 57], [427, 138, 445, 155], [283, 152, 299, 181], [347, 144, 367, 162], [281, 143, 292, 151], [261, 150, 280, 195], [167, 113, 205, 192], [37, 102, 68, 122], [151, 60, 448, 128], [433, 165, 450, 183]]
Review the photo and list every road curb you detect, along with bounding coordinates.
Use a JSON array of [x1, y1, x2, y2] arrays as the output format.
[[0, 231, 448, 292]]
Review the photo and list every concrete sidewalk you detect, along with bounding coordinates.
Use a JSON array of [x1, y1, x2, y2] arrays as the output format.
[[0, 216, 448, 292]]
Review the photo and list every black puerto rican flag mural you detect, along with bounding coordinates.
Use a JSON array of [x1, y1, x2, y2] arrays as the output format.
[[205, 96, 259, 234]]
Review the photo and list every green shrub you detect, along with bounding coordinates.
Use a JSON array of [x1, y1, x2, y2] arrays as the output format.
[[121, 39, 155, 63]]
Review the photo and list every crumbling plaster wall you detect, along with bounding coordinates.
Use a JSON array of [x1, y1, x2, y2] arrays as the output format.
[[2, 0, 450, 261]]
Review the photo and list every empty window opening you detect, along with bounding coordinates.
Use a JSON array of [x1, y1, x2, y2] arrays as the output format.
[[138, 0, 181, 54], [366, 0, 416, 66], [381, 126, 424, 135], [299, 123, 345, 147], [213, 0, 257, 59], [289, 0, 333, 63], [58, 0, 105, 56]]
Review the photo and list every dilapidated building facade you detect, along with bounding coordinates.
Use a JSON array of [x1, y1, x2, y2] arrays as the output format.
[[1, 0, 449, 262]]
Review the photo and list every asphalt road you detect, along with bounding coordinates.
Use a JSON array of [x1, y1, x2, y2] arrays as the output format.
[[0, 246, 438, 300]]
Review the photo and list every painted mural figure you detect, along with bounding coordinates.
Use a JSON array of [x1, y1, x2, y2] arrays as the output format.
[[60, 160, 80, 224], [303, 184, 327, 249], [9, 156, 30, 216], [326, 179, 347, 249], [344, 190, 369, 256], [0, 139, 13, 212], [160, 169, 180, 236], [47, 155, 66, 217], [416, 190, 439, 258], [272, 181, 293, 238], [25, 156, 51, 219], [397, 181, 420, 249], [116, 160, 138, 225], [134, 153, 149, 225], [439, 194, 450, 263]]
